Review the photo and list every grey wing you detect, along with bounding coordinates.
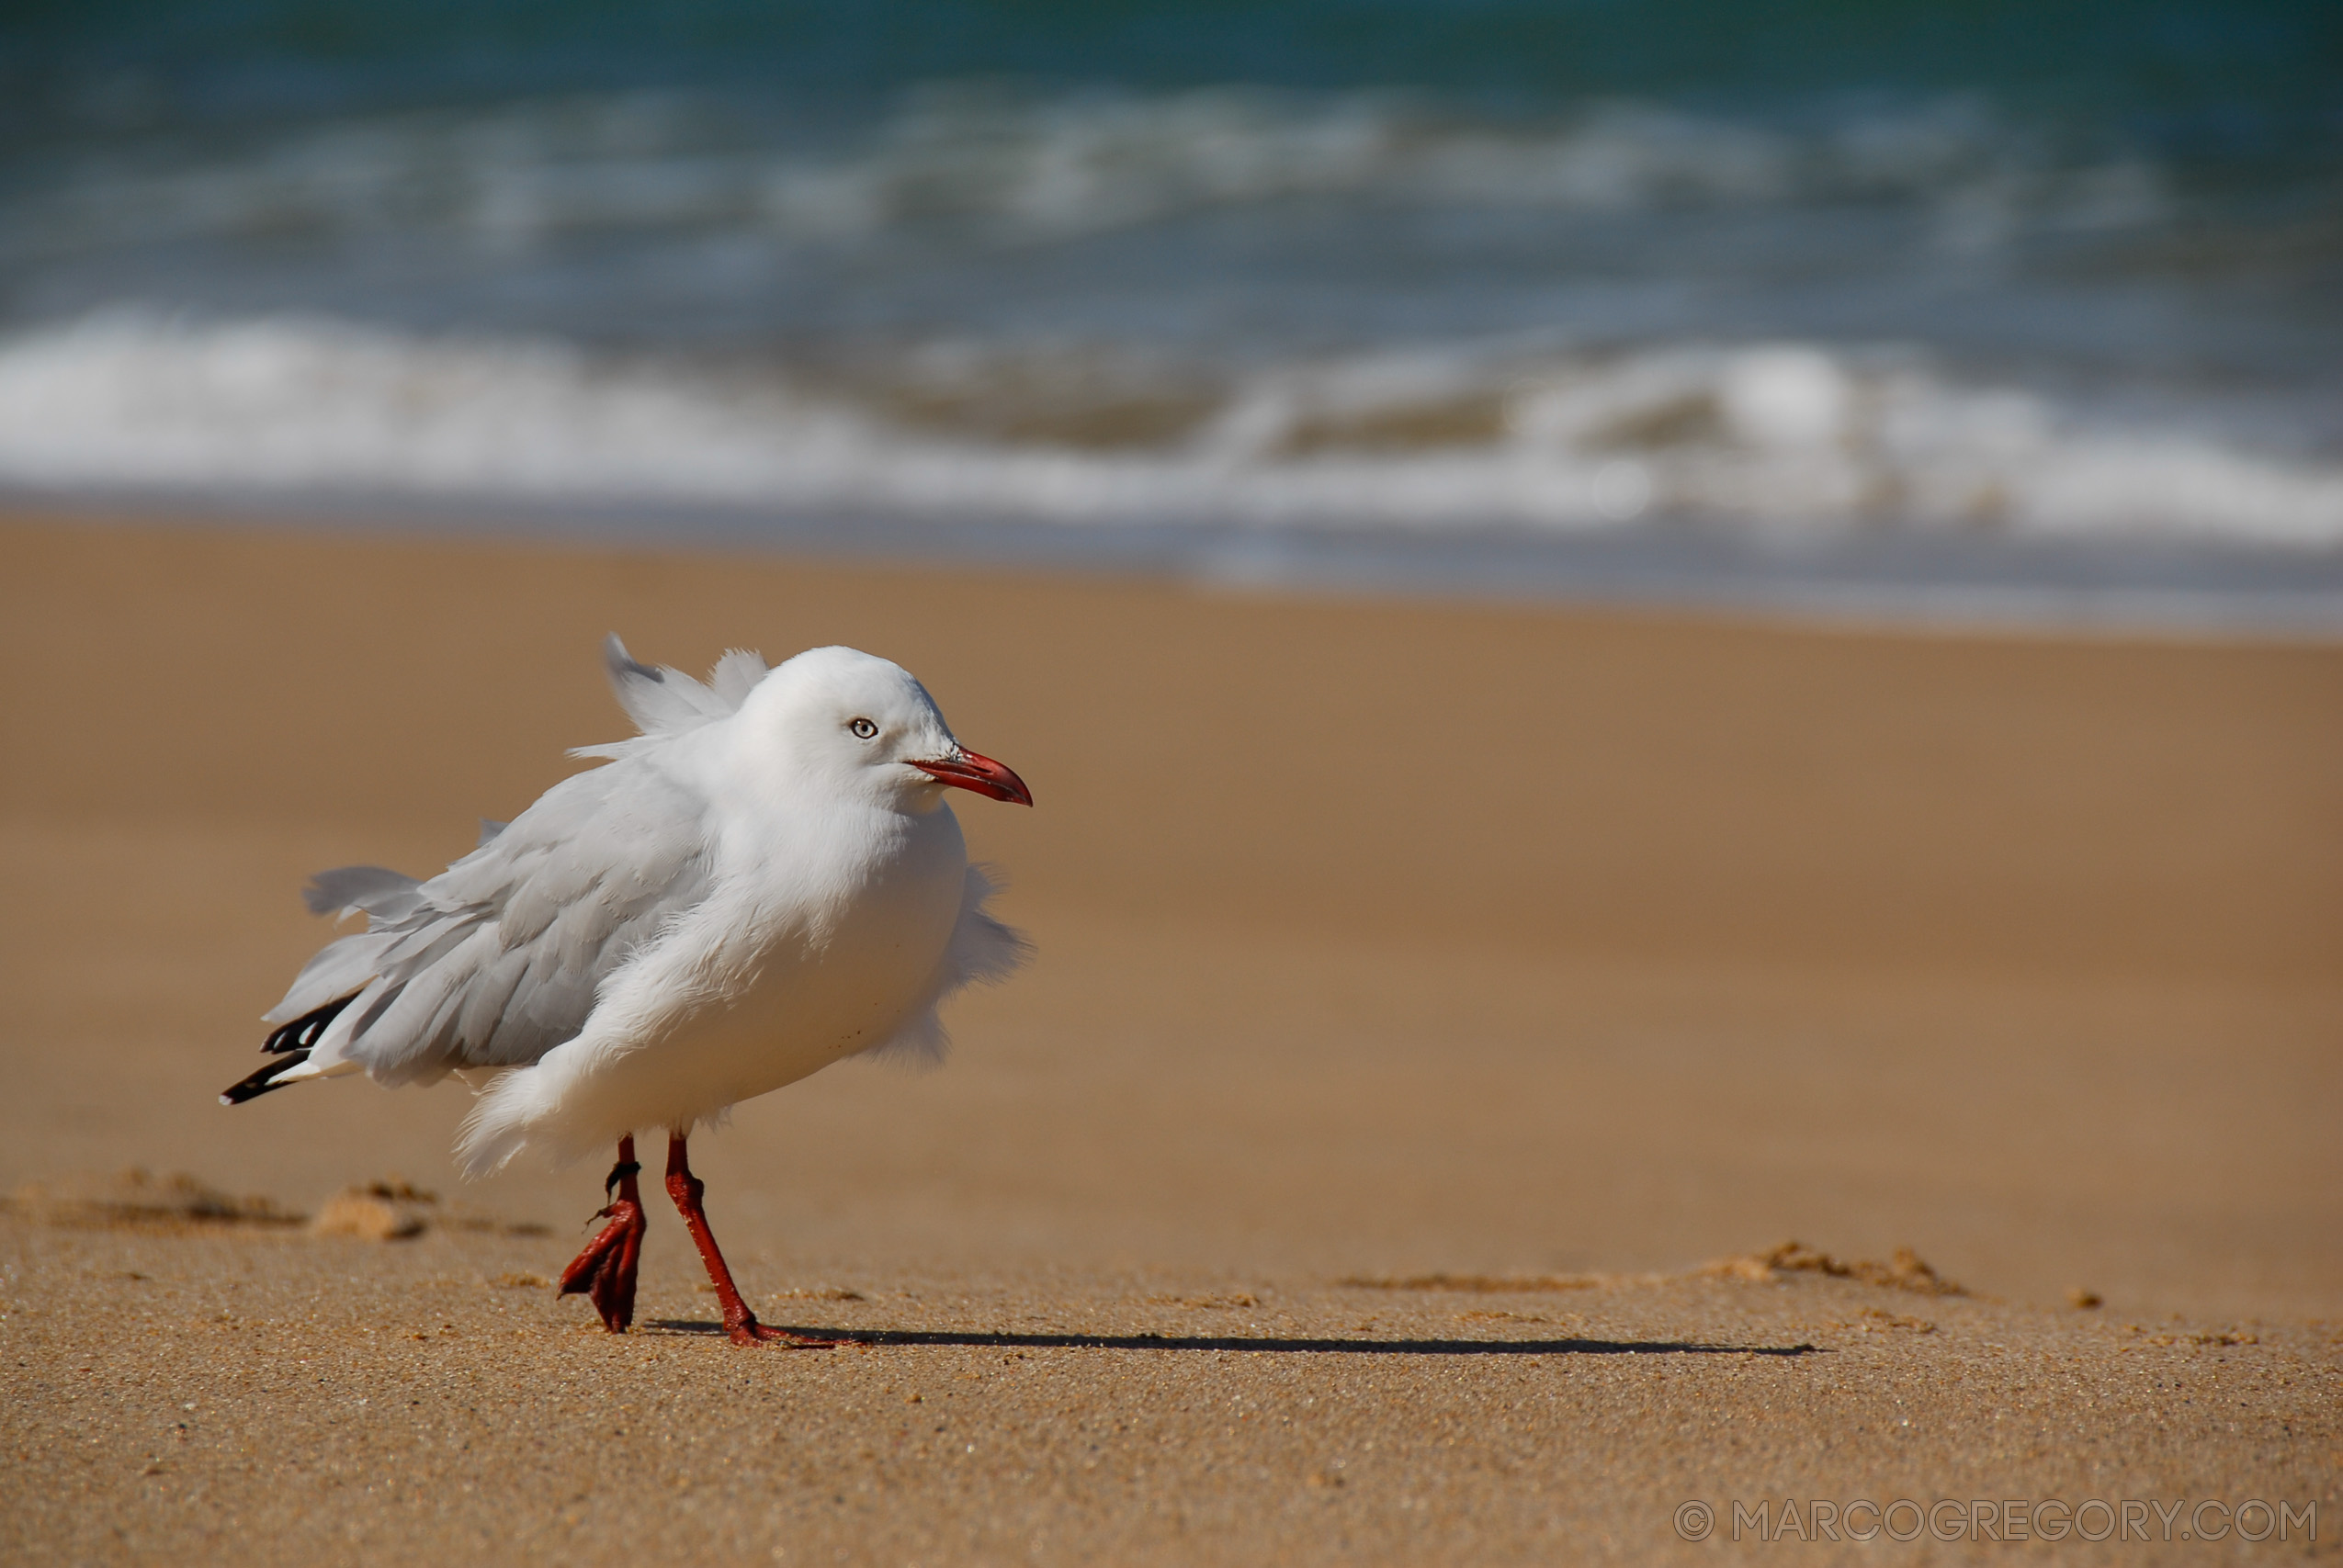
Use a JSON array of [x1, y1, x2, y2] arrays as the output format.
[[263, 759, 715, 1088]]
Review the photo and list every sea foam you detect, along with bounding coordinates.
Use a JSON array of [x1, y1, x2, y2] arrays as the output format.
[[2, 310, 2337, 547]]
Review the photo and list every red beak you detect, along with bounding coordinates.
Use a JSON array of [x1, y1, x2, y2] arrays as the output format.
[[910, 748, 1033, 807]]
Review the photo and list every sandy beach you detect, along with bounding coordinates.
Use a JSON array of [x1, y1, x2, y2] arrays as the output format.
[[4, 511, 2338, 1564]]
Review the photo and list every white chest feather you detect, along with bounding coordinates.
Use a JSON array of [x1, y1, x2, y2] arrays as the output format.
[[691, 802, 970, 1075], [530, 799, 970, 1143]]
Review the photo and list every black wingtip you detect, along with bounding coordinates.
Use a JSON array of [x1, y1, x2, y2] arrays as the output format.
[[221, 1049, 311, 1105], [263, 993, 357, 1055]]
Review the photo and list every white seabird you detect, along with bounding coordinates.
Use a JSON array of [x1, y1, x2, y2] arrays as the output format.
[[222, 636, 1032, 1345]]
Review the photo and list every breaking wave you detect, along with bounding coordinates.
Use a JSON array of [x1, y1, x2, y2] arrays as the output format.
[[4, 310, 2337, 547]]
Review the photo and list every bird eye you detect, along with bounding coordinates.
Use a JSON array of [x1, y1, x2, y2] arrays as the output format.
[[848, 717, 878, 740]]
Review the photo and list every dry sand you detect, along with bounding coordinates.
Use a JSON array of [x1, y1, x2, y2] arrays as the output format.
[[3, 512, 2338, 1563]]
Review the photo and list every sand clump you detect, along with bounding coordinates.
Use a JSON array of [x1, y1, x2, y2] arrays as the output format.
[[1342, 1243, 1965, 1301], [4, 1168, 301, 1232], [310, 1180, 552, 1242], [1703, 1239, 1966, 1295], [309, 1182, 433, 1241], [6, 1169, 549, 1245], [1340, 1272, 1622, 1294]]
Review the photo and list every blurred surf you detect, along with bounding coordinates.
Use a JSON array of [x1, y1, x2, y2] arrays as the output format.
[[6, 310, 2339, 547], [3, 2, 2337, 573]]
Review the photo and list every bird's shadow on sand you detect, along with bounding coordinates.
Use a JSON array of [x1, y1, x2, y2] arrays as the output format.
[[645, 1322, 1821, 1357]]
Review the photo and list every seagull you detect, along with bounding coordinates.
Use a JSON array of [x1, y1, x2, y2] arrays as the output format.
[[221, 636, 1032, 1346]]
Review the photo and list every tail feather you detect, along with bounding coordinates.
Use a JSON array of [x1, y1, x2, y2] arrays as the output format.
[[453, 1067, 549, 1178], [220, 1050, 312, 1105]]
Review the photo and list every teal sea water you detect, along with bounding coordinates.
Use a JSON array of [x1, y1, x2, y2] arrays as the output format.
[[4, 0, 2339, 588]]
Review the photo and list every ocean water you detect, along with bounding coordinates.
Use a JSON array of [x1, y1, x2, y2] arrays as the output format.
[[5, 0, 2340, 614]]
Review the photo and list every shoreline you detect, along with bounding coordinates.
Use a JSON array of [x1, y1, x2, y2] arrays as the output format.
[[11, 490, 2343, 641]]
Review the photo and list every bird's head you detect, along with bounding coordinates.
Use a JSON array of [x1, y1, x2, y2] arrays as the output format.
[[745, 646, 1032, 812]]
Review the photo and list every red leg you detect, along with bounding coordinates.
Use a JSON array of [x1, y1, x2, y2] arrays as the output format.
[[558, 1135, 646, 1333], [664, 1132, 841, 1348]]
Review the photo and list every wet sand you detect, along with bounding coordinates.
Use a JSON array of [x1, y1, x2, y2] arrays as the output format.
[[3, 512, 2338, 1562]]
